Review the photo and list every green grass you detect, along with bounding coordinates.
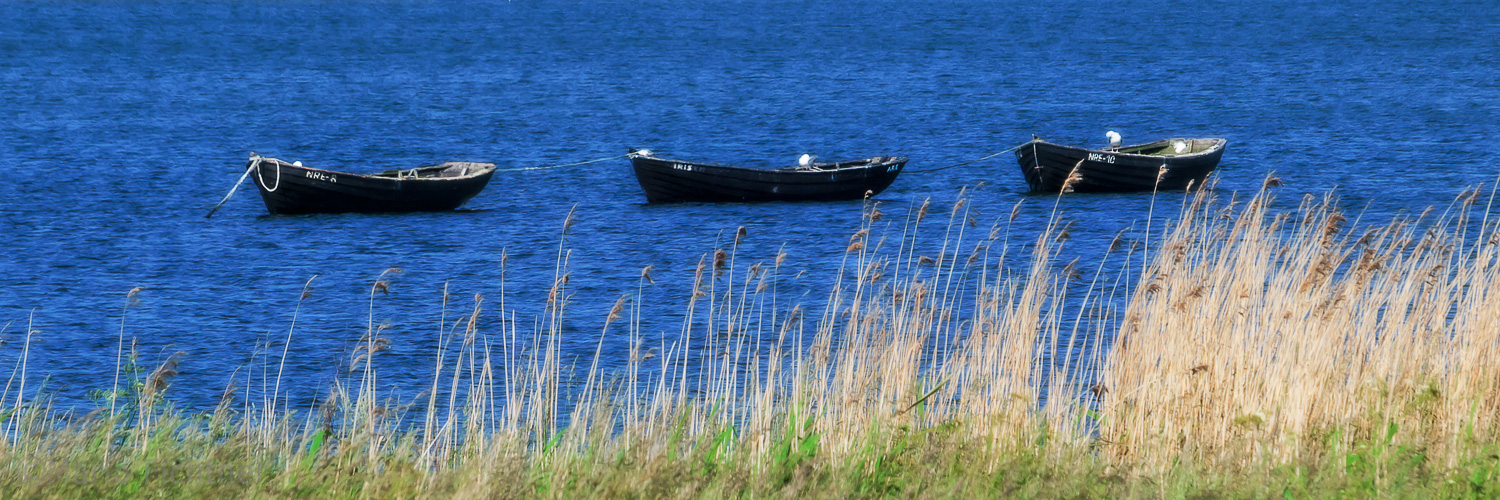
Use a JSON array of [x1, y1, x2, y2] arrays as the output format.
[[3, 410, 1498, 498]]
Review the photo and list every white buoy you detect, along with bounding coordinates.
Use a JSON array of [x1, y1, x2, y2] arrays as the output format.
[[799, 154, 816, 167], [1105, 131, 1122, 149], [292, 161, 303, 167], [635, 149, 653, 157], [1172, 139, 1188, 154]]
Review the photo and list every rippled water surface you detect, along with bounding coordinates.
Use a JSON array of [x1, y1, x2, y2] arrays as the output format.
[[1, 0, 1496, 410]]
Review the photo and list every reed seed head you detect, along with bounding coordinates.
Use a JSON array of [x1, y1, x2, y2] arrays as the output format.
[[1061, 161, 1084, 193], [1425, 264, 1446, 286], [562, 205, 578, 234], [298, 275, 318, 300], [1062, 258, 1080, 281], [548, 273, 571, 304], [712, 249, 728, 276], [640, 265, 655, 284], [605, 295, 627, 327], [144, 351, 185, 400], [218, 379, 238, 406], [1322, 212, 1347, 240], [350, 338, 391, 368]]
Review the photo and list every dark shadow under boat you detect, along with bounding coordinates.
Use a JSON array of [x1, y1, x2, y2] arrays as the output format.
[[246, 154, 497, 214], [628, 152, 907, 203], [1014, 137, 1227, 193]]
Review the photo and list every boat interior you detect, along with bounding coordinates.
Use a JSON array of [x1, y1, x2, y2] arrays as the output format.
[[779, 156, 899, 171], [1116, 138, 1219, 157], [375, 162, 495, 179]]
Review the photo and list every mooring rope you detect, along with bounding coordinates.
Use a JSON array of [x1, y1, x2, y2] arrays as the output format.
[[493, 153, 631, 172], [906, 141, 1033, 173], [205, 156, 262, 219]]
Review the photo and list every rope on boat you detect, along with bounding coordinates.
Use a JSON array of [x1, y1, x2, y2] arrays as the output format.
[[206, 155, 263, 219], [493, 153, 631, 172], [253, 155, 282, 192], [906, 142, 1032, 173]]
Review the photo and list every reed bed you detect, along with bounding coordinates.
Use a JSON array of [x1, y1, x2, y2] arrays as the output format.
[[3, 182, 1500, 498], [1100, 180, 1500, 473]]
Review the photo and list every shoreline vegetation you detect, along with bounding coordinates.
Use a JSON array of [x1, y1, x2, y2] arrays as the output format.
[[6, 179, 1500, 498]]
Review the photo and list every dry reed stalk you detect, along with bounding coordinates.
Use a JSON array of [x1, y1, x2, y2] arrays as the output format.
[[1, 316, 35, 449], [104, 286, 144, 468], [136, 351, 185, 450], [267, 275, 316, 448], [0, 320, 18, 445]]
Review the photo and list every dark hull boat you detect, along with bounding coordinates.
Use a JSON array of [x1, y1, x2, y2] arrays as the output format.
[[629, 153, 907, 203], [1015, 137, 1227, 193], [247, 155, 497, 214]]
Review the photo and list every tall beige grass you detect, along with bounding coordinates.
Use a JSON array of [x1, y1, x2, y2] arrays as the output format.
[[1101, 178, 1500, 470], [4, 180, 1500, 496]]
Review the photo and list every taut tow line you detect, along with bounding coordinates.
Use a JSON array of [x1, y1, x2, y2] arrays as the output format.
[[492, 153, 631, 172], [906, 141, 1032, 173]]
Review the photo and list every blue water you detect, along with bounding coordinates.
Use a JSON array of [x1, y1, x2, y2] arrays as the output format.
[[1, 0, 1496, 411]]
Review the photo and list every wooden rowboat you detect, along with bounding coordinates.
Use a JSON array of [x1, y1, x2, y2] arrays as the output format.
[[628, 152, 907, 203], [246, 154, 496, 214], [1015, 137, 1227, 193]]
